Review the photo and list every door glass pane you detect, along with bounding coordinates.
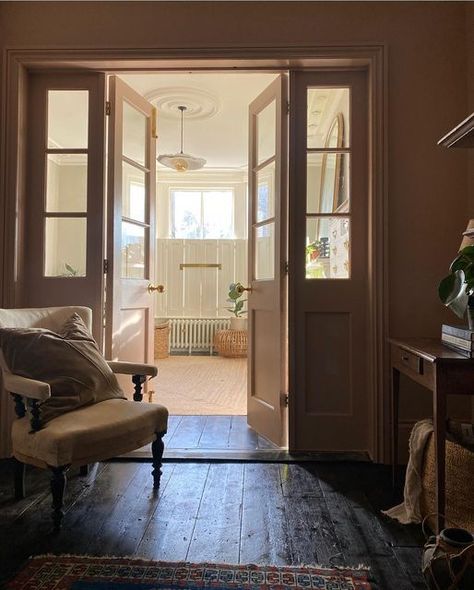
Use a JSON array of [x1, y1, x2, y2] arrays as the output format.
[[46, 154, 87, 213], [122, 221, 146, 279], [255, 222, 274, 280], [306, 217, 350, 279], [47, 90, 88, 149], [44, 217, 87, 277], [306, 152, 350, 213], [123, 101, 146, 167], [257, 161, 275, 222], [122, 162, 146, 222], [257, 99, 276, 165], [307, 88, 350, 149]]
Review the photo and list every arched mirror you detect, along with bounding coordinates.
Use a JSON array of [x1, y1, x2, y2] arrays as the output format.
[[319, 112, 345, 213]]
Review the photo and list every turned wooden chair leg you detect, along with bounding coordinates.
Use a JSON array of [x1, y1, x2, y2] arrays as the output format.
[[13, 458, 26, 500], [79, 464, 89, 476], [49, 465, 69, 530], [151, 431, 166, 489]]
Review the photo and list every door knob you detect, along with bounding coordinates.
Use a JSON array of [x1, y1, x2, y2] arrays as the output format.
[[236, 285, 252, 294], [148, 284, 165, 294]]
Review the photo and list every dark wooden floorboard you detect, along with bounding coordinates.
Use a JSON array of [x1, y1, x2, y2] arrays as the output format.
[[239, 464, 292, 565], [0, 460, 425, 590], [166, 416, 208, 449], [136, 463, 210, 561], [198, 416, 232, 449], [186, 463, 244, 563], [228, 416, 259, 450]]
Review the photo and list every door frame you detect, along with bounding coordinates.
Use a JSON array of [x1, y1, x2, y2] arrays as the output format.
[[0, 46, 388, 462]]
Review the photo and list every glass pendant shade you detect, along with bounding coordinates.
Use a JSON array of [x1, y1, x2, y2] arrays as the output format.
[[157, 105, 206, 172]]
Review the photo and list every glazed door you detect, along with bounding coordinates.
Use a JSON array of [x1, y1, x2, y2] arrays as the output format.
[[289, 70, 369, 452], [24, 73, 106, 343], [105, 76, 157, 379], [247, 75, 288, 446]]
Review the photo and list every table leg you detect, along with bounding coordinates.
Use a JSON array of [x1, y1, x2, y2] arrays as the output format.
[[433, 370, 447, 533], [391, 366, 400, 489]]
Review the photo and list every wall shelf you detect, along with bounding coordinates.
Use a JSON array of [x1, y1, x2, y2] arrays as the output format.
[[438, 113, 474, 148]]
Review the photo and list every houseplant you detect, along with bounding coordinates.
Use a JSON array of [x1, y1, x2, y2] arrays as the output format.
[[438, 245, 474, 328], [226, 282, 247, 330]]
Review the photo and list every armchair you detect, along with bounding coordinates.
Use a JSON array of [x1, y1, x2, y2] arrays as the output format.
[[0, 306, 168, 530]]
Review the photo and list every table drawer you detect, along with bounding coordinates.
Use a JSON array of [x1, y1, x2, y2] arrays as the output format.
[[394, 347, 422, 373]]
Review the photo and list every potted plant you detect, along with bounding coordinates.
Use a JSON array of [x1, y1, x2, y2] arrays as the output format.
[[439, 245, 474, 328], [226, 282, 248, 331]]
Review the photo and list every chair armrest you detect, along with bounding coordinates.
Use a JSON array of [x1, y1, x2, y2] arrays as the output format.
[[3, 372, 51, 401], [106, 361, 158, 378]]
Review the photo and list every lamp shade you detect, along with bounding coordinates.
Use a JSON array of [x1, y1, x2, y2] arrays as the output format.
[[157, 153, 206, 172], [460, 219, 474, 251]]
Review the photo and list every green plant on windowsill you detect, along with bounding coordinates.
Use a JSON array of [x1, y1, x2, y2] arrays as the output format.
[[226, 282, 247, 317], [62, 263, 79, 277], [439, 245, 474, 327]]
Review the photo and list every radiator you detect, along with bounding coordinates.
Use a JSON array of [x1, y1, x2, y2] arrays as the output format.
[[167, 317, 231, 354]]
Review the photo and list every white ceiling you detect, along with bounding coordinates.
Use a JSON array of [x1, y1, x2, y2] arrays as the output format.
[[119, 72, 279, 169]]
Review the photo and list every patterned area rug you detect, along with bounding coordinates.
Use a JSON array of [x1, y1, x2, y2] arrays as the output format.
[[7, 555, 372, 589]]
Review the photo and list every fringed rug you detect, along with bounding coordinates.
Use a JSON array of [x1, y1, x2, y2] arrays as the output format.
[[6, 555, 372, 589]]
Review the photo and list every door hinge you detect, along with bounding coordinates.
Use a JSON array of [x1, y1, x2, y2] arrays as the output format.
[[105, 101, 111, 116], [103, 259, 109, 274], [281, 392, 289, 407], [286, 100, 290, 115], [284, 261, 289, 274]]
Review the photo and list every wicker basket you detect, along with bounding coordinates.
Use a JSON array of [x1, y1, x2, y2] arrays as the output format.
[[154, 321, 170, 359], [420, 433, 474, 532], [214, 329, 248, 358]]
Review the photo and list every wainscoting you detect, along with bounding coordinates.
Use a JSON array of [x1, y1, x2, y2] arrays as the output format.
[[155, 239, 247, 318]]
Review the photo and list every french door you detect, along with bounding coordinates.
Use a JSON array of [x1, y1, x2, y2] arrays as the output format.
[[105, 76, 157, 379], [246, 75, 288, 446], [289, 70, 370, 452], [23, 73, 106, 342]]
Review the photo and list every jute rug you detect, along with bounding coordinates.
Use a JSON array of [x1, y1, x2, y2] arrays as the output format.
[[6, 555, 372, 589], [152, 356, 246, 415]]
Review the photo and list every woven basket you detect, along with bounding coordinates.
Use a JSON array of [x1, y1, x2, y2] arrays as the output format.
[[154, 322, 170, 359], [214, 329, 248, 358], [420, 433, 474, 532]]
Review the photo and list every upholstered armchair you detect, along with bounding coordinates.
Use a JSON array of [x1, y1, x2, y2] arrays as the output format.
[[0, 306, 168, 530]]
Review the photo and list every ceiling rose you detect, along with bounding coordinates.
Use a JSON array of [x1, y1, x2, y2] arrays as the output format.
[[145, 86, 220, 121]]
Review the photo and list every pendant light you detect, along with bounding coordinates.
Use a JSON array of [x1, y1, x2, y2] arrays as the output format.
[[157, 105, 206, 171]]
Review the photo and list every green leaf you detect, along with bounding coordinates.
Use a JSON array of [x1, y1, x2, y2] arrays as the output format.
[[460, 245, 474, 258], [450, 255, 468, 273], [439, 270, 468, 318]]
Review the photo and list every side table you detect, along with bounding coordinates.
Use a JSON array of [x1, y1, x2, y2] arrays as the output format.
[[390, 337, 474, 532]]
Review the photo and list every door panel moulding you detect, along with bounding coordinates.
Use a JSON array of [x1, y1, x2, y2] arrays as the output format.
[[0, 45, 387, 461]]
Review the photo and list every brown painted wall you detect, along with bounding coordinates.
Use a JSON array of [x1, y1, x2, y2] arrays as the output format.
[[0, 1, 472, 454]]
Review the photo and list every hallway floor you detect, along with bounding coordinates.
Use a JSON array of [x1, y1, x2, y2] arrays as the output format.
[[0, 460, 425, 590], [153, 355, 246, 415]]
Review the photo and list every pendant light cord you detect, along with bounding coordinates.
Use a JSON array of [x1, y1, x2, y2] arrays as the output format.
[[179, 105, 186, 155]]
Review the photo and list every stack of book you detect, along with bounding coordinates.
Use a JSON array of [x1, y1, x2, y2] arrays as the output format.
[[441, 324, 474, 357]]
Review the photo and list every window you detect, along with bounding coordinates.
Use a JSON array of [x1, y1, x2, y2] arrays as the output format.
[[170, 189, 234, 239]]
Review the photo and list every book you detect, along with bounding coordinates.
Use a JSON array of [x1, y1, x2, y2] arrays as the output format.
[[441, 324, 474, 341], [441, 341, 474, 358], [441, 332, 474, 351]]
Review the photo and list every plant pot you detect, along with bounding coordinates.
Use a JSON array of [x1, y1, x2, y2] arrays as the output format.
[[230, 317, 247, 331]]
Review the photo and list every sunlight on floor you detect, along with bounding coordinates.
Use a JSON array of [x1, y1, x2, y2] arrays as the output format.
[[152, 355, 247, 415]]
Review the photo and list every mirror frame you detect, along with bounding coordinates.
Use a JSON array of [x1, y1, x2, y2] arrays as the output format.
[[319, 112, 346, 213]]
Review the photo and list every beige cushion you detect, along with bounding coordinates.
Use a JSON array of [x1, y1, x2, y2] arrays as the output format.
[[0, 306, 92, 332], [0, 313, 125, 424], [12, 398, 168, 468]]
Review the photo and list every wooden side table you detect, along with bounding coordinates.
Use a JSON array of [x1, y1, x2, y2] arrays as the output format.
[[390, 337, 474, 532]]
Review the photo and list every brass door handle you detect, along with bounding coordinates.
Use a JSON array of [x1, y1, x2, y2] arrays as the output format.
[[148, 284, 165, 294], [236, 285, 252, 294]]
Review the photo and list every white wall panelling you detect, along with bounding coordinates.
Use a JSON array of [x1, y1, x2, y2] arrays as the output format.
[[155, 238, 248, 319]]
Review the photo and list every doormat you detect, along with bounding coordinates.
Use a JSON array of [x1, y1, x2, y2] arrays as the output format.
[[6, 555, 372, 589]]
